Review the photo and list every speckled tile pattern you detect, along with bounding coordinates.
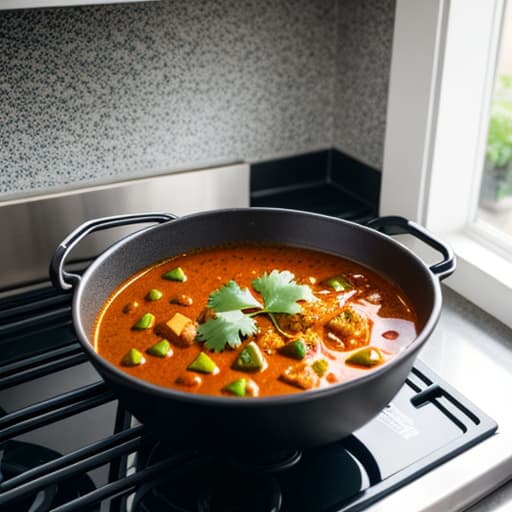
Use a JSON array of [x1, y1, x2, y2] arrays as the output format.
[[0, 0, 335, 197], [334, 0, 396, 169], [0, 0, 396, 199]]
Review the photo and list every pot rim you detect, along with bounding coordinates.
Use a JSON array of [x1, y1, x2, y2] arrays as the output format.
[[72, 207, 443, 407]]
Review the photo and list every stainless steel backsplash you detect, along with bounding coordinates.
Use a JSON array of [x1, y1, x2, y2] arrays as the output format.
[[0, 163, 249, 291]]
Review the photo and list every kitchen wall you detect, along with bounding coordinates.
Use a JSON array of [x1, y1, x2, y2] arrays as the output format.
[[334, 0, 395, 167], [0, 0, 395, 199]]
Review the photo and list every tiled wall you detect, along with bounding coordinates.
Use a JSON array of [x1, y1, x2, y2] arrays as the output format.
[[0, 0, 395, 198], [334, 0, 395, 168]]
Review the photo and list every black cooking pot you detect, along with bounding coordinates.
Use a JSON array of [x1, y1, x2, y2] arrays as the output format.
[[50, 209, 454, 454]]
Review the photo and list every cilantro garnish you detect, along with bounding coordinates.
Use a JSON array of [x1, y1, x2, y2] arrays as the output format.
[[196, 270, 314, 352], [252, 270, 315, 314], [207, 280, 262, 312], [196, 310, 258, 352]]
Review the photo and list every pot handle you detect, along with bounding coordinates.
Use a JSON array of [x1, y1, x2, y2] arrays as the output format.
[[50, 213, 176, 292], [365, 216, 456, 280]]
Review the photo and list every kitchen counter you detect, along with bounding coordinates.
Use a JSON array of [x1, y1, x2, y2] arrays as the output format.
[[367, 285, 512, 512], [468, 482, 512, 512]]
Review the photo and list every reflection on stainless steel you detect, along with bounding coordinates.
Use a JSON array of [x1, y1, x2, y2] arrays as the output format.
[[0, 0, 156, 10], [0, 163, 249, 290]]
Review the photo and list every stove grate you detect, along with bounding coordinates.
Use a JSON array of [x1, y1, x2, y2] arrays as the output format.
[[0, 281, 498, 512]]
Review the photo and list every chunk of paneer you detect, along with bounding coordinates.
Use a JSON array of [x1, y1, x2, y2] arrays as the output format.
[[156, 312, 197, 347], [324, 305, 370, 351], [274, 295, 340, 333], [280, 362, 321, 390]]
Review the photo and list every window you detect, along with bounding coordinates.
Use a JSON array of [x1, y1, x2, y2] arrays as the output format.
[[381, 0, 512, 329], [477, 0, 512, 250]]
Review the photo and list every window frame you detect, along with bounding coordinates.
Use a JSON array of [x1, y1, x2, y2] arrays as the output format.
[[381, 0, 512, 328]]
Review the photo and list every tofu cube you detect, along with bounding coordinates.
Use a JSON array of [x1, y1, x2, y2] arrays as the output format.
[[156, 312, 197, 347]]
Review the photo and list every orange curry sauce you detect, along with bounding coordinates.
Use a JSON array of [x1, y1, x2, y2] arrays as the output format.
[[93, 244, 418, 397]]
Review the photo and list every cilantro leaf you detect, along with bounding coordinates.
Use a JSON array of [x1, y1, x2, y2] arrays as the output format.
[[252, 270, 315, 314], [197, 271, 315, 352], [208, 280, 262, 313], [197, 311, 258, 353]]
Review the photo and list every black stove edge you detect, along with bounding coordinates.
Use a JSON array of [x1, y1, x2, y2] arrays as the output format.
[[250, 148, 381, 213]]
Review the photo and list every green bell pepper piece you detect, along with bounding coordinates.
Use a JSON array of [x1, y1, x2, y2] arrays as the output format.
[[146, 288, 163, 301], [278, 338, 307, 360], [147, 339, 171, 357], [232, 341, 267, 372], [321, 275, 353, 292], [132, 313, 155, 330], [163, 267, 187, 282], [345, 347, 384, 367], [223, 378, 247, 397], [187, 352, 219, 374], [122, 348, 144, 366]]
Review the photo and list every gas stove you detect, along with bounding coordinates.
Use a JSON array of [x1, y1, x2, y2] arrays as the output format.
[[0, 156, 506, 511], [0, 271, 498, 512]]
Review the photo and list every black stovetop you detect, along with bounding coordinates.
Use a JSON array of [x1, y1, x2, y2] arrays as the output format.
[[0, 280, 497, 511]]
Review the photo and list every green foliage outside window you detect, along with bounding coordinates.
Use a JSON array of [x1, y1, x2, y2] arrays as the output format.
[[485, 75, 512, 201]]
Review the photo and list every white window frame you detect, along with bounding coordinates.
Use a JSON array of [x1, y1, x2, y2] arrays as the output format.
[[381, 0, 512, 329]]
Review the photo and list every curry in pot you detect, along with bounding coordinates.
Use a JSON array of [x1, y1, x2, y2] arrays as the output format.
[[93, 244, 418, 397]]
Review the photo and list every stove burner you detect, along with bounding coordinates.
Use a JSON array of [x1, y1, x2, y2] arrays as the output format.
[[227, 449, 303, 473], [197, 474, 282, 512], [132, 439, 372, 512], [191, 449, 301, 512], [0, 440, 97, 512]]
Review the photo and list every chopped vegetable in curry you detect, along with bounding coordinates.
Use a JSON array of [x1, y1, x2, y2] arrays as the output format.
[[146, 289, 163, 301], [146, 339, 172, 358], [94, 244, 418, 397], [163, 266, 187, 282], [132, 313, 155, 330]]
